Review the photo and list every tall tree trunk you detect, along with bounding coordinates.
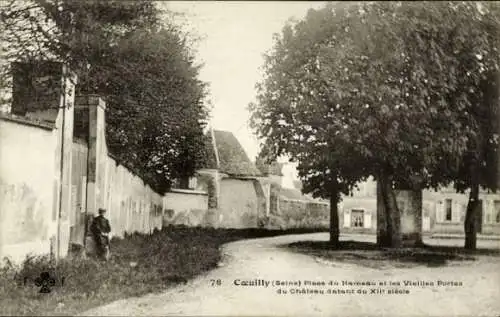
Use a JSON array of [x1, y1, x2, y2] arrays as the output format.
[[410, 186, 424, 247], [379, 173, 402, 248], [464, 183, 480, 250], [376, 181, 390, 247], [329, 193, 340, 248]]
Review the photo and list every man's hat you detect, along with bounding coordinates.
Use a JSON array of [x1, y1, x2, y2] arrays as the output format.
[[98, 208, 106, 214]]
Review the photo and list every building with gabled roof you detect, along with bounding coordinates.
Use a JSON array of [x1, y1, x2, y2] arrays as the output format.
[[192, 129, 265, 228], [203, 129, 261, 177], [187, 128, 329, 229]]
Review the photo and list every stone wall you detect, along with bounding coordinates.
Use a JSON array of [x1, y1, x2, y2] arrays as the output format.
[[266, 197, 329, 229], [217, 178, 261, 228], [73, 96, 164, 240], [258, 179, 329, 229], [0, 61, 172, 263], [0, 61, 76, 262], [162, 189, 211, 227], [101, 155, 164, 238], [0, 118, 58, 263]]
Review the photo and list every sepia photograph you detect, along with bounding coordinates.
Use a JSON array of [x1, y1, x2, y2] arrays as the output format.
[[0, 1, 499, 316]]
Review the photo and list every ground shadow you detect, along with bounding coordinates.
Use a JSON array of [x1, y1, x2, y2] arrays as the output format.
[[158, 225, 328, 240], [285, 240, 500, 269]]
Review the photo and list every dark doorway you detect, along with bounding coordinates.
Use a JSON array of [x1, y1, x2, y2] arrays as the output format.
[[351, 209, 365, 228]]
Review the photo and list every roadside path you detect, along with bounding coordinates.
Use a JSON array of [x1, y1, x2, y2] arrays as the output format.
[[82, 233, 500, 316]]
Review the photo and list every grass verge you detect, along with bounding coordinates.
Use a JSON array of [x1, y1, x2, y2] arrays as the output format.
[[0, 225, 324, 316], [286, 240, 500, 269]]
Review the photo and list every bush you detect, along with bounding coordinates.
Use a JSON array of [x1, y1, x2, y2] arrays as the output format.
[[0, 226, 324, 315]]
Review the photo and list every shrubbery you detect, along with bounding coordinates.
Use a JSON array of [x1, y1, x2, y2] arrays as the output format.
[[0, 225, 324, 315]]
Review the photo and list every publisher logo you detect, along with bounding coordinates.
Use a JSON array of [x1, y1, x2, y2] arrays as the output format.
[[34, 271, 56, 293]]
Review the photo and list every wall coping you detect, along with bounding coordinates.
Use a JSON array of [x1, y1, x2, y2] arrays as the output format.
[[197, 168, 219, 172], [341, 195, 377, 200], [74, 94, 106, 110], [225, 175, 259, 180], [106, 154, 164, 197], [168, 188, 208, 196], [0, 113, 55, 130], [280, 197, 329, 205]]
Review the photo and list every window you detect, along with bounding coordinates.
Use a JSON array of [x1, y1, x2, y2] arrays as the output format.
[[173, 177, 197, 190], [445, 199, 452, 221], [495, 200, 500, 223], [351, 209, 364, 228]]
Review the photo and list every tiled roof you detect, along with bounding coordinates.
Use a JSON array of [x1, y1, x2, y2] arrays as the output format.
[[203, 129, 261, 176]]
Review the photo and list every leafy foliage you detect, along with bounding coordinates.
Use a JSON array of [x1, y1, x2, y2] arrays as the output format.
[[0, 0, 210, 193], [250, 1, 500, 197], [250, 1, 500, 248]]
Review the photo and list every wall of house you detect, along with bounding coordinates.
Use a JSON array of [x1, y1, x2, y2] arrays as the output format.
[[268, 174, 282, 187], [280, 162, 299, 189], [218, 178, 261, 228], [162, 189, 211, 227], [337, 185, 500, 236], [340, 197, 377, 234], [0, 118, 58, 263], [423, 190, 500, 235]]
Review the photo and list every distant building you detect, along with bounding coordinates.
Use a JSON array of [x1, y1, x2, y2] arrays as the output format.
[[189, 129, 328, 229], [339, 177, 500, 236], [281, 162, 299, 189], [196, 129, 265, 228]]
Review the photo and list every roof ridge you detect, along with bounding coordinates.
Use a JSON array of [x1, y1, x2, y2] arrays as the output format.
[[207, 129, 261, 176], [209, 126, 220, 169]]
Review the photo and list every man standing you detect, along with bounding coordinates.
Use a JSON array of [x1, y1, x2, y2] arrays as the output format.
[[90, 208, 111, 260]]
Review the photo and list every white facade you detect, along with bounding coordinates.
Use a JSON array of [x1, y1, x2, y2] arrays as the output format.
[[280, 162, 299, 189]]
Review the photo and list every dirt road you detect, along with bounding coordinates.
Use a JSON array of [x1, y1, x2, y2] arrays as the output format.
[[82, 233, 500, 316]]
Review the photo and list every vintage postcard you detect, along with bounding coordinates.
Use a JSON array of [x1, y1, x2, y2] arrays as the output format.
[[0, 1, 499, 316]]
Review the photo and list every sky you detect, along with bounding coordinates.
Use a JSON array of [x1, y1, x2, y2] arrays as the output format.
[[163, 1, 327, 162]]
